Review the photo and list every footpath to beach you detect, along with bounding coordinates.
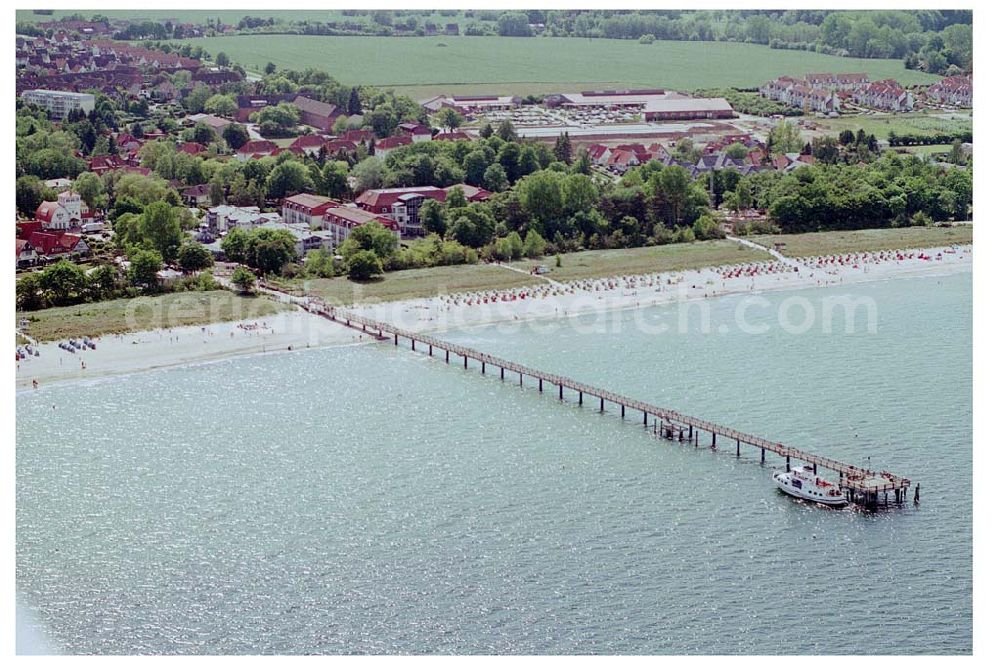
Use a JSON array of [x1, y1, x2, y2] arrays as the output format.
[[16, 242, 972, 390]]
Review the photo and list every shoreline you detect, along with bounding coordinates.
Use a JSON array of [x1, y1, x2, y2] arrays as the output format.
[[343, 243, 973, 334], [16, 244, 972, 390]]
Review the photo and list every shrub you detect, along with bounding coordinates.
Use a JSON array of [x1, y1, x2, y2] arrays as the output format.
[[346, 249, 383, 280]]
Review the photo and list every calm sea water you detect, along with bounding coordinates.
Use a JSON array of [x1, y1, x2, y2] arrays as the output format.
[[16, 272, 972, 655]]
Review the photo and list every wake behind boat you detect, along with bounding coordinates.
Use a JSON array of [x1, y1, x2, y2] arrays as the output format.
[[773, 465, 848, 507]]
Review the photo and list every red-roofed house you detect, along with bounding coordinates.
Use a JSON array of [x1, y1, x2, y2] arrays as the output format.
[[289, 133, 327, 157], [178, 141, 206, 156], [182, 184, 213, 207], [853, 79, 913, 112], [236, 139, 279, 162], [433, 131, 473, 142], [321, 205, 401, 244], [293, 95, 341, 133], [35, 191, 86, 231], [282, 193, 338, 228], [27, 231, 90, 261], [342, 128, 374, 143], [607, 148, 641, 173], [116, 132, 142, 153], [16, 239, 39, 268], [374, 135, 413, 158], [585, 144, 611, 166], [324, 139, 358, 156], [926, 75, 972, 107], [88, 154, 127, 175], [398, 122, 433, 142], [355, 184, 491, 237], [454, 184, 494, 203]]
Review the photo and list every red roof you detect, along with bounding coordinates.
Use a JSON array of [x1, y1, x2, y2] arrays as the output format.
[[178, 141, 206, 155], [375, 136, 413, 150], [399, 122, 432, 135], [325, 139, 358, 154], [586, 144, 610, 159], [433, 131, 473, 141], [322, 206, 399, 232], [282, 193, 338, 215], [16, 220, 44, 238], [34, 201, 61, 224], [27, 231, 85, 256], [290, 134, 327, 150], [342, 129, 374, 143], [238, 139, 279, 155], [355, 186, 445, 210]]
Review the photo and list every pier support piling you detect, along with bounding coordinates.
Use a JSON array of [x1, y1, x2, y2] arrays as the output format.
[[481, 361, 485, 374], [786, 456, 791, 472], [464, 356, 468, 369], [621, 404, 625, 419], [411, 339, 415, 351], [711, 432, 717, 449], [736, 440, 741, 458], [600, 398, 605, 412], [760, 448, 765, 465], [559, 385, 563, 401], [579, 391, 583, 406], [501, 367, 505, 381], [539, 378, 543, 392]]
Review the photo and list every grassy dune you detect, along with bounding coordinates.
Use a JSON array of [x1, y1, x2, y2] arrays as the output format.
[[751, 226, 973, 257], [284, 264, 547, 305], [510, 241, 771, 281]]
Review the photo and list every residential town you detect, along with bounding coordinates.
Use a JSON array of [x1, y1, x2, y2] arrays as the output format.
[[15, 13, 972, 307]]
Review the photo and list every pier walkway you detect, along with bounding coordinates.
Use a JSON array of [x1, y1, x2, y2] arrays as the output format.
[[301, 296, 913, 508]]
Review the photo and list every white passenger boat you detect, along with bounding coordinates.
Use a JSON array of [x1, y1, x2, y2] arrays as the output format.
[[772, 465, 848, 507]]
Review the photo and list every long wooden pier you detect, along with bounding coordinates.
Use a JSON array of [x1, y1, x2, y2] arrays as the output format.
[[306, 300, 913, 508]]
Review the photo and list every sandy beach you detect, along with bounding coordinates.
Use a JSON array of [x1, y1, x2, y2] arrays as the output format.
[[15, 310, 364, 390], [17, 243, 971, 390], [346, 244, 973, 333]]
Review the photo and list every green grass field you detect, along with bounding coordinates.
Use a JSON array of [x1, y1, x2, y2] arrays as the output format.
[[814, 112, 972, 140], [890, 144, 953, 156], [174, 35, 939, 95], [18, 290, 292, 342], [751, 226, 972, 258], [511, 241, 771, 281]]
